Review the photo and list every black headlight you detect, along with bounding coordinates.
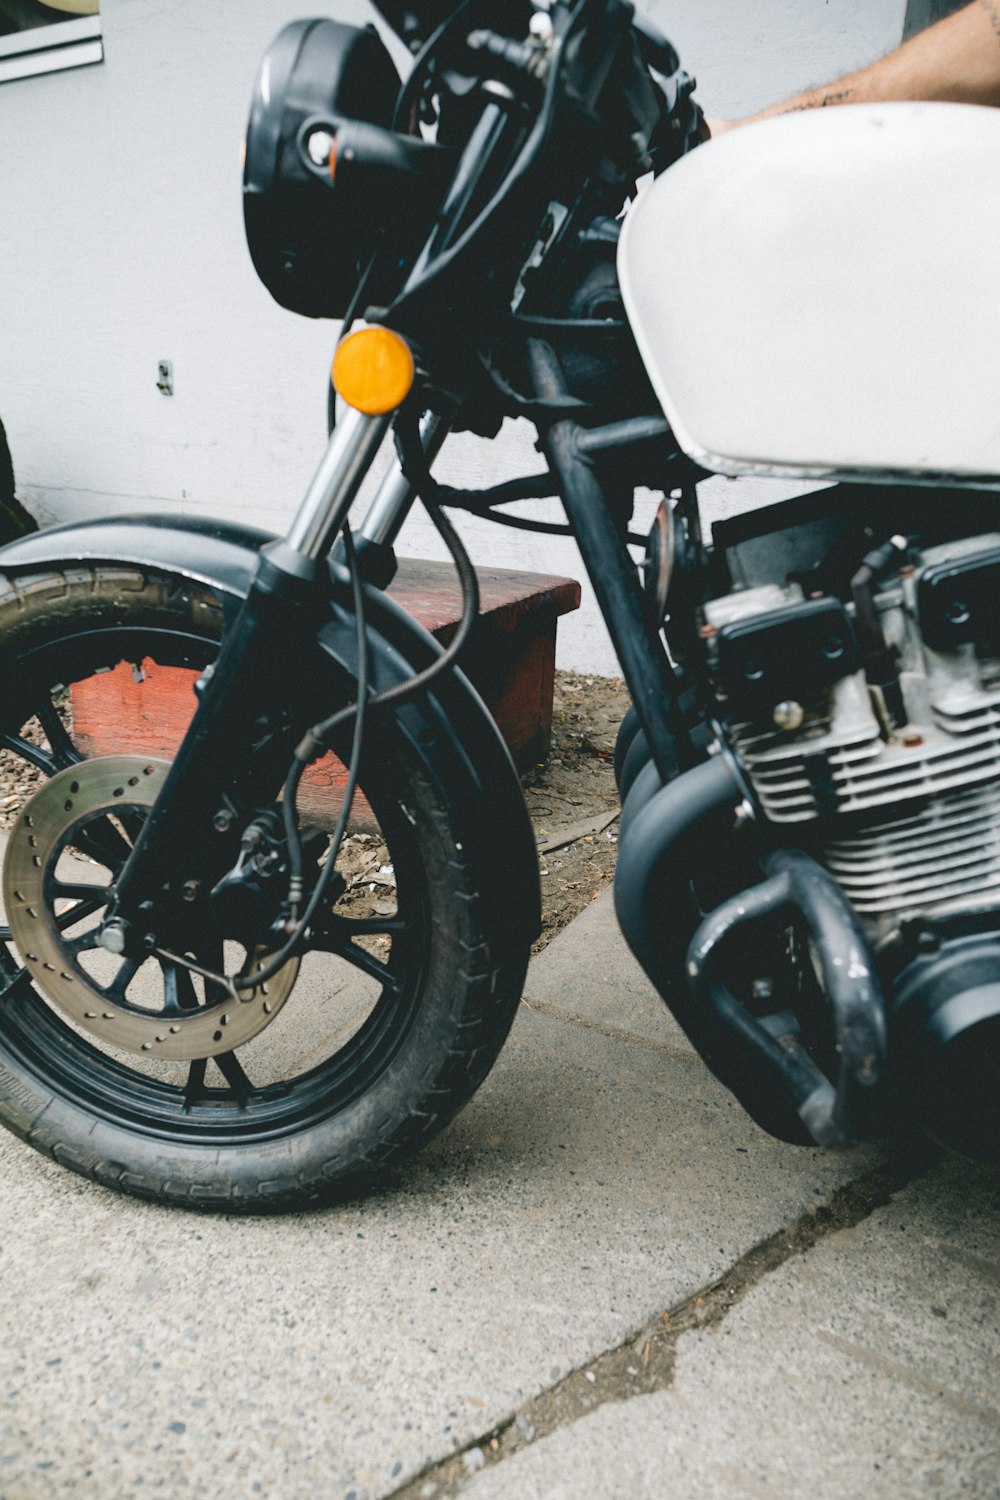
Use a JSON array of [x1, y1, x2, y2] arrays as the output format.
[[243, 19, 401, 319]]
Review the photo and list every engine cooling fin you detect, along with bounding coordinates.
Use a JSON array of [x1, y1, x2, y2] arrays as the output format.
[[823, 782, 1000, 924]]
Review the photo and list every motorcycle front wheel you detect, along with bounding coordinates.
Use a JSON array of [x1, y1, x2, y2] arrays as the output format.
[[0, 562, 526, 1211]]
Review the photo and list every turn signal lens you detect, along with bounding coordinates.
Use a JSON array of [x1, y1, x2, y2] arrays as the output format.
[[332, 326, 415, 415]]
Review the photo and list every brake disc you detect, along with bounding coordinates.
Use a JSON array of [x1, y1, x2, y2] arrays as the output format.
[[3, 756, 300, 1061]]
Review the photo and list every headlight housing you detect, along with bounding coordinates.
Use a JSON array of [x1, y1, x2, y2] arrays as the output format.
[[243, 19, 401, 319]]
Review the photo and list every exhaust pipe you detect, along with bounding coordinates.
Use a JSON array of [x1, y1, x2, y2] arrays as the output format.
[[614, 751, 745, 1026], [615, 756, 887, 1147], [687, 849, 887, 1148]]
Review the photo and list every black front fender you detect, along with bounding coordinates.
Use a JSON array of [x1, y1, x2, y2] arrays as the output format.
[[0, 512, 269, 603], [0, 513, 541, 962]]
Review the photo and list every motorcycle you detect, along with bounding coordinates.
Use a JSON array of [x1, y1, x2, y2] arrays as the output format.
[[0, 0, 997, 1210]]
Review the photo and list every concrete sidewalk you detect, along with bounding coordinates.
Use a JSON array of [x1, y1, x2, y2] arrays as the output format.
[[0, 892, 996, 1499]]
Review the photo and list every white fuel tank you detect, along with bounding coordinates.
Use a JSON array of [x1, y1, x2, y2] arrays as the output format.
[[618, 103, 1000, 487]]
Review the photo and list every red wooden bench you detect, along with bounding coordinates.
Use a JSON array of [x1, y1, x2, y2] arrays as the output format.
[[70, 560, 581, 826]]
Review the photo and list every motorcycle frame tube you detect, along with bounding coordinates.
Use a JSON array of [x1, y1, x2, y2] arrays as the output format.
[[0, 514, 541, 966], [527, 338, 692, 786]]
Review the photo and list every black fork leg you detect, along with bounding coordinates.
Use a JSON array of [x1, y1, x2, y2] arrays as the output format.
[[110, 543, 327, 936], [109, 408, 395, 952]]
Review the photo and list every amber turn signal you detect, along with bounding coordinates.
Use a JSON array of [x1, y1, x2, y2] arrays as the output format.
[[332, 326, 415, 415]]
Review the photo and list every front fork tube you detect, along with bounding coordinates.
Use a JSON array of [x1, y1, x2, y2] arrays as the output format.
[[110, 546, 328, 933], [527, 340, 695, 783], [112, 410, 393, 937], [351, 411, 448, 585]]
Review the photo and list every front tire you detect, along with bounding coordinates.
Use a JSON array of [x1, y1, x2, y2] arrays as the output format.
[[0, 564, 526, 1210]]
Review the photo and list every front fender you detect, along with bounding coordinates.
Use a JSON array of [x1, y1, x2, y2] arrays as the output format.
[[0, 513, 541, 961], [0, 512, 267, 602]]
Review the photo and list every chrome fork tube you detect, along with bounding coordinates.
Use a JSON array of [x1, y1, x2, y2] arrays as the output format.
[[356, 411, 448, 549], [283, 408, 392, 562]]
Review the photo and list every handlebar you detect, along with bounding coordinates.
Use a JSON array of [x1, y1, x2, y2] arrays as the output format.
[[341, 1, 704, 395]]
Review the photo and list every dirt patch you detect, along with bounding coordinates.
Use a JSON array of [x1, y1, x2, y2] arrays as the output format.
[[0, 710, 61, 827]]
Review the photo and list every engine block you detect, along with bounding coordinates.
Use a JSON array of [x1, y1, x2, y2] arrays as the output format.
[[705, 533, 1000, 941]]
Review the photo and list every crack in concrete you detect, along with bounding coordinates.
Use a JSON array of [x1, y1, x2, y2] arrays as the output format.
[[389, 1146, 935, 1500], [518, 994, 701, 1063]]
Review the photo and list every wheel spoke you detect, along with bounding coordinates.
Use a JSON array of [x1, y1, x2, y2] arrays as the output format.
[[0, 968, 35, 1004], [61, 927, 105, 959], [52, 878, 110, 904], [198, 940, 230, 1008], [34, 695, 84, 772], [0, 695, 83, 781], [52, 886, 110, 935], [0, 731, 59, 778], [333, 939, 401, 993], [104, 956, 141, 1005], [214, 1050, 253, 1100], [162, 961, 201, 1016], [73, 816, 135, 871], [183, 1057, 208, 1107], [311, 914, 405, 994], [54, 897, 109, 934], [113, 807, 147, 847], [329, 915, 409, 939]]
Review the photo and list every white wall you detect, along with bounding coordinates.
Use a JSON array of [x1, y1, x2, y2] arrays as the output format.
[[0, 0, 906, 673]]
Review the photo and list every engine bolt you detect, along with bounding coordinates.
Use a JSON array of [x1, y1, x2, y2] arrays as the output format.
[[698, 623, 716, 640], [181, 880, 202, 903], [143, 932, 158, 952], [213, 809, 234, 833], [902, 733, 924, 748], [734, 798, 756, 827], [773, 700, 805, 732]]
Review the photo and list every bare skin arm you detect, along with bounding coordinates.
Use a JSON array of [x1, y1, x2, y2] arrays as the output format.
[[710, 0, 1000, 135]]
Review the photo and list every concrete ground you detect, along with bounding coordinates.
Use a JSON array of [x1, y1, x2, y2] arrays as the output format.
[[0, 890, 996, 1499]]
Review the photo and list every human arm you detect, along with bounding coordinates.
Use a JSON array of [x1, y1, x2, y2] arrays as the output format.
[[709, 0, 1000, 135]]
